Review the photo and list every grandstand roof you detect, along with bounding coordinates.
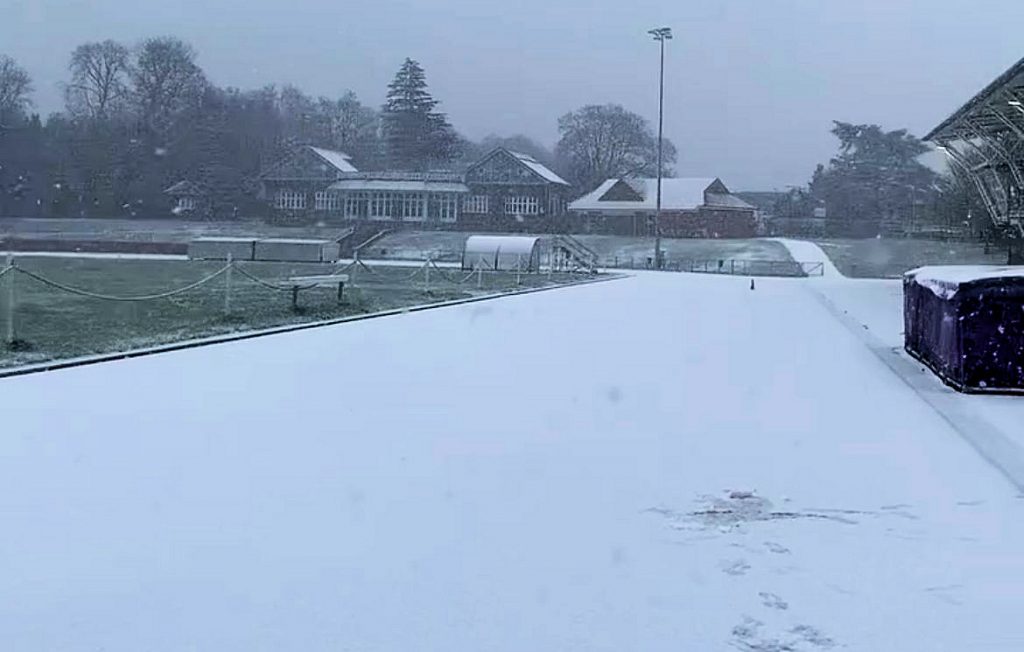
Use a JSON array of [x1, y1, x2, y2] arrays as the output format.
[[925, 55, 1024, 141]]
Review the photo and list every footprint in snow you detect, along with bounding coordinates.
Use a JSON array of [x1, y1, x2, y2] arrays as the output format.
[[720, 559, 751, 576], [759, 591, 789, 610]]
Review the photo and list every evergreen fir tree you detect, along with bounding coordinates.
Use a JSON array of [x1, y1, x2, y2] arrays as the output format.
[[381, 58, 457, 170]]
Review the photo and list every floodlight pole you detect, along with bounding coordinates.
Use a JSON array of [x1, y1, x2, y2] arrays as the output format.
[[649, 27, 672, 269]]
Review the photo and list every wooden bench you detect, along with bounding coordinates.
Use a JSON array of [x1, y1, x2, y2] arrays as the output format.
[[278, 274, 350, 309]]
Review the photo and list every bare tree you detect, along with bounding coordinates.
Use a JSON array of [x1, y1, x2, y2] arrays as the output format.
[[64, 40, 130, 119], [555, 104, 676, 194], [315, 91, 381, 166], [130, 37, 206, 131], [0, 54, 33, 124]]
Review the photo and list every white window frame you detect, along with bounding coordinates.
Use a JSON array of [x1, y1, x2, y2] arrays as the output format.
[[463, 195, 489, 214], [275, 189, 306, 210], [344, 192, 370, 219], [504, 195, 539, 216], [177, 196, 196, 211], [431, 194, 458, 222], [314, 190, 341, 211], [371, 192, 397, 219], [401, 193, 426, 221]]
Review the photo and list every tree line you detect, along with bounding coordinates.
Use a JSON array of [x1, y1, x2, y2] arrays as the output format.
[[0, 41, 676, 219], [770, 121, 987, 237]]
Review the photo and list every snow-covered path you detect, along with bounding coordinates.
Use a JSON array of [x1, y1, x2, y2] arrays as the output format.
[[773, 238, 844, 277], [2, 272, 1023, 651]]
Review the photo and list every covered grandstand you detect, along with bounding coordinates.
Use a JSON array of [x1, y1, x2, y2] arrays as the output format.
[[926, 55, 1024, 262]]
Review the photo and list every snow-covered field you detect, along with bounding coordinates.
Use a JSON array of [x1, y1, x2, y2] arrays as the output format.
[[2, 261, 1024, 651]]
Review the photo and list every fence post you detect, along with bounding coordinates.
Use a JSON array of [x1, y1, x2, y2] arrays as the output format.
[[477, 263, 483, 289], [5, 253, 14, 346], [731, 260, 736, 275], [224, 253, 233, 316], [516, 255, 522, 286], [424, 257, 431, 293]]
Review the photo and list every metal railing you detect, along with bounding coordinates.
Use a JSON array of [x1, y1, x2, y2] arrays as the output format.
[[603, 256, 824, 277]]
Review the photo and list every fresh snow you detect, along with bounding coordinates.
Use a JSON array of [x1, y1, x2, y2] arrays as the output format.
[[772, 238, 844, 277], [907, 265, 1024, 299], [1, 268, 1024, 651]]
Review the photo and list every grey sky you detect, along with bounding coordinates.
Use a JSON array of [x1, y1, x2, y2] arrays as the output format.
[[4, 0, 1023, 189]]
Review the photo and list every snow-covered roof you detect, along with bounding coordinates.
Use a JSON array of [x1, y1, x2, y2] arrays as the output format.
[[307, 147, 358, 173], [569, 177, 724, 212], [328, 179, 469, 193], [463, 235, 540, 257], [164, 180, 204, 196], [508, 151, 570, 186], [906, 265, 1024, 299], [706, 193, 755, 210]]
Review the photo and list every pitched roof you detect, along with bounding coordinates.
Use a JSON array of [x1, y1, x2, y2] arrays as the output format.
[[706, 193, 755, 210], [570, 177, 730, 212], [164, 180, 205, 196], [307, 146, 358, 172], [506, 150, 570, 186], [925, 55, 1024, 142]]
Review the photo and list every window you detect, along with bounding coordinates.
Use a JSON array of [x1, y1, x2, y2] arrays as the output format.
[[371, 192, 392, 218], [432, 194, 458, 221], [548, 195, 563, 216], [401, 193, 425, 220], [464, 195, 489, 214], [176, 196, 196, 211], [275, 190, 306, 210], [504, 195, 539, 216], [314, 191, 341, 211], [344, 192, 370, 219]]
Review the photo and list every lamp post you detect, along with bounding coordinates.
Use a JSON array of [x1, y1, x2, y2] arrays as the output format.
[[648, 27, 672, 269]]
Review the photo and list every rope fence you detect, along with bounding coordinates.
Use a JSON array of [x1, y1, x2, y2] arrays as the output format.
[[12, 263, 232, 301], [0, 256, 584, 353]]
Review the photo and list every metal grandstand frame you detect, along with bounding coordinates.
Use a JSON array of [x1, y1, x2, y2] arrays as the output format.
[[925, 56, 1024, 250]]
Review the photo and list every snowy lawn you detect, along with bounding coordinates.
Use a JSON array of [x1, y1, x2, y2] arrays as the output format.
[[1, 271, 1023, 651], [815, 238, 1009, 278], [0, 256, 580, 368]]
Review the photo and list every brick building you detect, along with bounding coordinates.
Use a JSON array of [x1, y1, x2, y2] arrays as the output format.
[[568, 177, 757, 238]]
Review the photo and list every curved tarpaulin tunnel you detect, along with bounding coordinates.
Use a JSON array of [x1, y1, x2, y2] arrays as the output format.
[[462, 235, 541, 271], [904, 266, 1024, 393]]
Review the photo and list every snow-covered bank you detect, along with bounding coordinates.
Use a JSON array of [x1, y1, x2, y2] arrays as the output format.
[[1, 272, 1022, 651], [772, 238, 844, 277]]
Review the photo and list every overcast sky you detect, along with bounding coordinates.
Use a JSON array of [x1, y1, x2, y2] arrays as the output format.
[[3, 0, 1023, 189]]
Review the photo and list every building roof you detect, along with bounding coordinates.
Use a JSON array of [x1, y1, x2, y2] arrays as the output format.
[[569, 177, 750, 213], [466, 148, 570, 186], [706, 193, 756, 210], [925, 55, 1024, 142], [328, 179, 469, 193], [164, 180, 205, 196], [307, 146, 358, 173], [507, 151, 570, 186]]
